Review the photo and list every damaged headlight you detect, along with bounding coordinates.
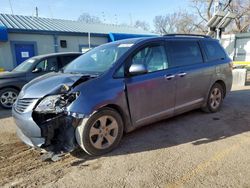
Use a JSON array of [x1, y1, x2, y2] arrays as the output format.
[[34, 92, 79, 114]]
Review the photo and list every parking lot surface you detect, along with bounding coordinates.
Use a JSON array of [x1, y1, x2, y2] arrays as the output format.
[[0, 86, 250, 188]]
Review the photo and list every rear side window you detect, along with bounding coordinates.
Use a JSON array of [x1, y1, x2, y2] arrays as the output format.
[[203, 40, 226, 61], [60, 55, 80, 67], [167, 41, 203, 67]]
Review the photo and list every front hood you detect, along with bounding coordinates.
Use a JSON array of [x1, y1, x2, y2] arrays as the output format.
[[0, 71, 25, 79], [21, 72, 90, 99]]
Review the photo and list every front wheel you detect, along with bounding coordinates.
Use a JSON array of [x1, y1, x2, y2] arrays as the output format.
[[202, 83, 224, 113], [75, 108, 124, 156], [0, 88, 19, 109]]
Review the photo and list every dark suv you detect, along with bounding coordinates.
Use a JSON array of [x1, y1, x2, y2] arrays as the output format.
[[0, 52, 81, 108], [13, 34, 232, 159]]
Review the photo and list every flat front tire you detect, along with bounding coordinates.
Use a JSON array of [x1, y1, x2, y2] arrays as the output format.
[[75, 108, 124, 156], [202, 83, 224, 113]]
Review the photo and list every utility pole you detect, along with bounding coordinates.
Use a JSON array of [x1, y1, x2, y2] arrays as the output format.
[[35, 7, 38, 17], [8, 0, 14, 14], [114, 14, 118, 25], [102, 12, 106, 23], [48, 6, 54, 18]]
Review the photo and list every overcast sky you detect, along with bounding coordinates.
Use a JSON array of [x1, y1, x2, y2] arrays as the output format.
[[0, 0, 190, 27]]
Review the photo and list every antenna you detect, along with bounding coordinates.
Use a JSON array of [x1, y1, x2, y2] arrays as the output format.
[[8, 0, 14, 14]]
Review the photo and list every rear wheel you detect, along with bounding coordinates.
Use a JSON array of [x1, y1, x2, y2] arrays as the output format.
[[202, 83, 224, 113], [75, 108, 124, 156], [0, 88, 19, 109]]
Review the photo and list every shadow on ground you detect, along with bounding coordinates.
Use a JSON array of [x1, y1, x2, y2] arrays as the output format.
[[1, 87, 250, 187], [0, 109, 12, 119], [70, 88, 250, 165]]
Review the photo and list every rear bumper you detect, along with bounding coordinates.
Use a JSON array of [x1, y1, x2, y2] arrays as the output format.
[[12, 107, 45, 147]]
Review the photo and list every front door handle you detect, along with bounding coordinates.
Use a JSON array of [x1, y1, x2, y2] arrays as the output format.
[[177, 72, 187, 77], [164, 74, 175, 80]]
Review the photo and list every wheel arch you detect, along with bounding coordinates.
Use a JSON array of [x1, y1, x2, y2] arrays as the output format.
[[214, 80, 226, 98], [202, 79, 227, 109], [75, 104, 127, 156], [102, 104, 133, 133], [0, 86, 21, 92]]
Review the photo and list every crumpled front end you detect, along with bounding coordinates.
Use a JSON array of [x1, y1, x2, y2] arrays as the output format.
[[13, 91, 83, 153], [33, 112, 81, 153], [13, 74, 95, 159], [30, 88, 83, 154]]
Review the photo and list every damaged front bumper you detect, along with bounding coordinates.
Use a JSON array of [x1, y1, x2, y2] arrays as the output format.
[[12, 75, 97, 157], [13, 100, 46, 147], [33, 112, 81, 153], [13, 104, 84, 154]]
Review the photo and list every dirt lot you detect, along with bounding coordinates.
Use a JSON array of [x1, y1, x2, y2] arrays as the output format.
[[1, 86, 250, 188]]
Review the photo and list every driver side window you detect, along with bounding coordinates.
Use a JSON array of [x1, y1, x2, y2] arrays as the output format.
[[131, 45, 168, 73], [35, 57, 58, 72]]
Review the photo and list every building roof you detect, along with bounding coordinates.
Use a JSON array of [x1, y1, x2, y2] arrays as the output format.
[[0, 13, 151, 35]]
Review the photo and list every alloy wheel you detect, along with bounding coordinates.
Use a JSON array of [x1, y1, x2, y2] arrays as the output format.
[[0, 91, 18, 108], [209, 87, 222, 110], [89, 115, 119, 150]]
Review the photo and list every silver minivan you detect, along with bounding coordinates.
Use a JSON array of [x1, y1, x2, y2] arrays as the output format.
[[12, 34, 232, 160]]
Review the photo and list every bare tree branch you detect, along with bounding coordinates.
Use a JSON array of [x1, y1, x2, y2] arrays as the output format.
[[191, 0, 250, 33], [154, 0, 250, 34], [134, 20, 150, 31], [78, 13, 102, 24], [207, 0, 214, 19], [194, 5, 208, 22], [154, 11, 199, 34], [223, 0, 232, 11], [240, 20, 250, 32]]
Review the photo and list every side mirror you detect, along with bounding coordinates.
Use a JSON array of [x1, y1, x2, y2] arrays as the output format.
[[32, 67, 42, 73], [129, 64, 148, 76]]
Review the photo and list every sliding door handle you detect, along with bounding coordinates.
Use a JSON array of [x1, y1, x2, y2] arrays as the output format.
[[164, 74, 175, 80], [177, 72, 187, 77]]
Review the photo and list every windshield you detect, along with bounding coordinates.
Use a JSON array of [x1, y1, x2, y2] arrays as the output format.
[[12, 58, 37, 72], [63, 42, 133, 75]]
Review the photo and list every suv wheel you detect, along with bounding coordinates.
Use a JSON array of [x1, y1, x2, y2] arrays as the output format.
[[75, 108, 124, 156], [202, 83, 224, 113], [0, 88, 19, 109]]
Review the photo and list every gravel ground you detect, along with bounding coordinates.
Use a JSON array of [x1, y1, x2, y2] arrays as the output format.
[[0, 86, 250, 188]]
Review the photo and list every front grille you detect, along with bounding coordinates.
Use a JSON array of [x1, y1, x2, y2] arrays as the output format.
[[15, 98, 37, 113]]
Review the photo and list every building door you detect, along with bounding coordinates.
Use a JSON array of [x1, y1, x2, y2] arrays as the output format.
[[14, 43, 35, 65]]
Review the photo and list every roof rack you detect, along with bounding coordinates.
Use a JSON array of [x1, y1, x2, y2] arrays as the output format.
[[164, 34, 211, 38]]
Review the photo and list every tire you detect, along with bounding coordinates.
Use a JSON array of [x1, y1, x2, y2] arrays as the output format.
[[0, 88, 19, 109], [75, 108, 124, 156], [202, 83, 224, 113]]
